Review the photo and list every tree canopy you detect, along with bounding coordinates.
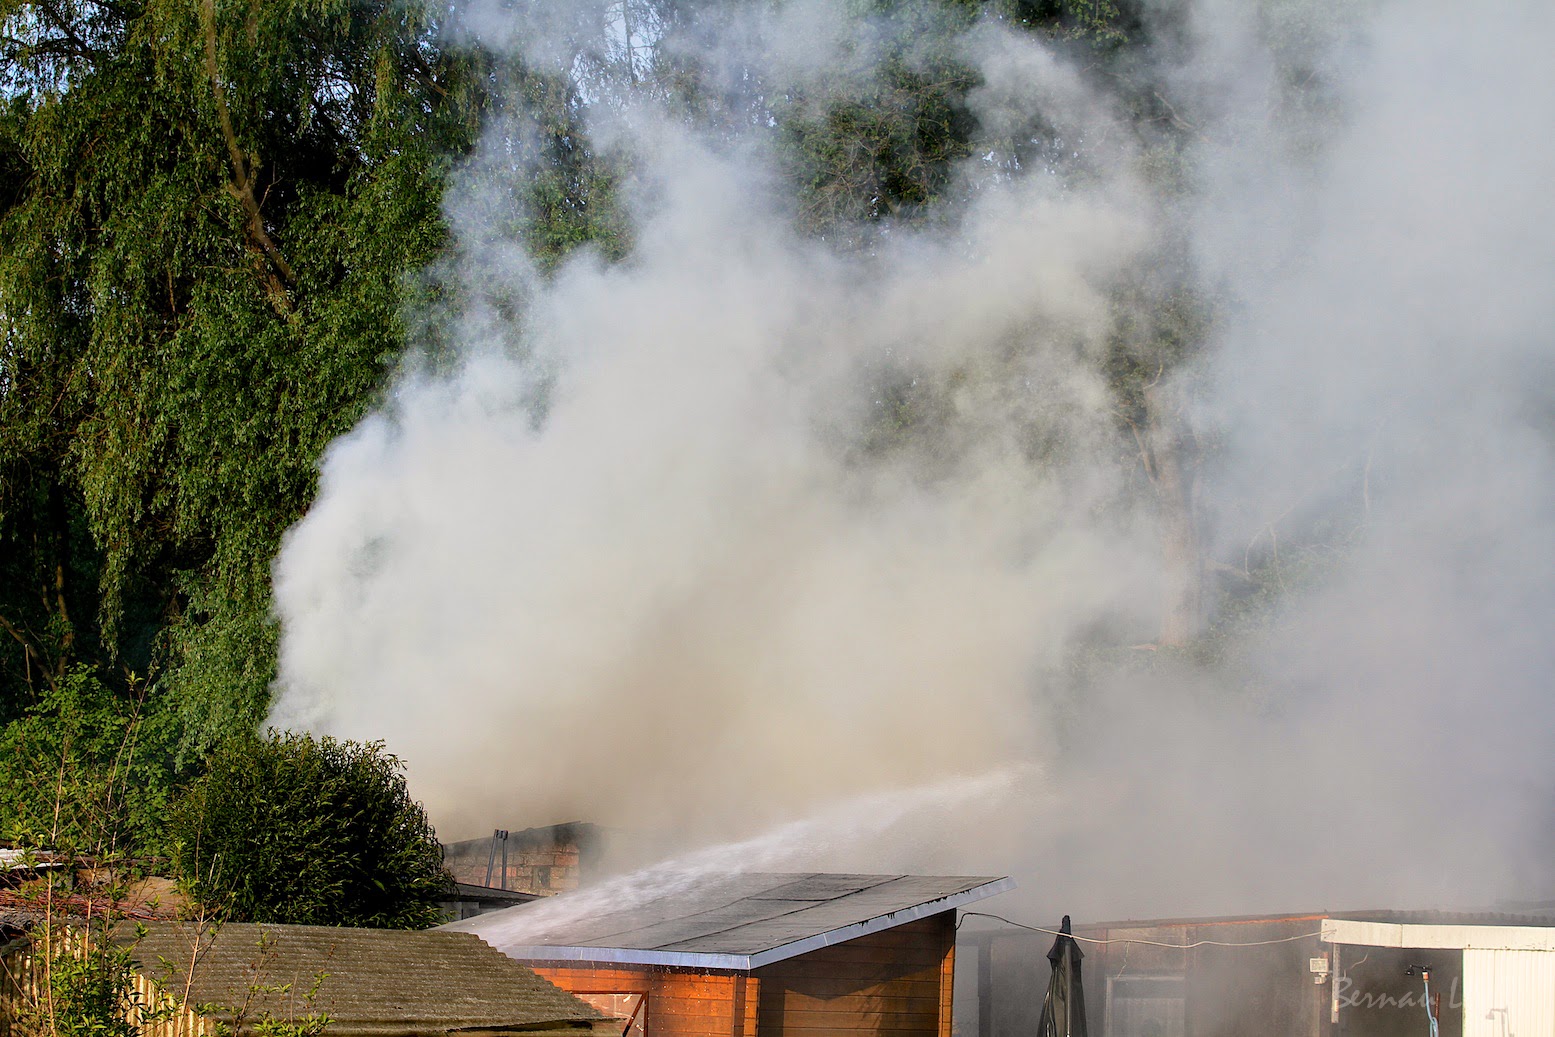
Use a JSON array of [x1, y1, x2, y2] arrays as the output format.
[[0, 0, 495, 747]]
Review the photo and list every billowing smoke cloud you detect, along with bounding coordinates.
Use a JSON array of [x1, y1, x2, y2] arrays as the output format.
[[1023, 0, 1555, 915], [269, 0, 1555, 918], [270, 112, 1155, 843]]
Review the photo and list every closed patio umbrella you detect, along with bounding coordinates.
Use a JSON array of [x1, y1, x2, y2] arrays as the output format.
[[1038, 914, 1088, 1037]]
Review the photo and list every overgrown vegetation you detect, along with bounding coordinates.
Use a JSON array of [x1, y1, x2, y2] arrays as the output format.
[[9, 922, 141, 1037], [0, 671, 181, 858], [169, 733, 453, 929], [0, 729, 448, 1037]]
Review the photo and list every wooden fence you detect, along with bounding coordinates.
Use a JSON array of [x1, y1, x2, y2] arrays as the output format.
[[0, 929, 213, 1037]]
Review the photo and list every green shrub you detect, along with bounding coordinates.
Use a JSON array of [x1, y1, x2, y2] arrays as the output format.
[[169, 733, 452, 929], [0, 671, 181, 857]]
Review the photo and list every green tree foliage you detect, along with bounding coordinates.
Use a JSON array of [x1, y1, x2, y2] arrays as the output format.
[[547, 0, 1140, 243], [169, 732, 453, 929], [777, 27, 982, 238], [0, 669, 181, 856], [780, 0, 1142, 237], [0, 0, 485, 746], [0, 0, 641, 746], [983, 0, 1138, 42]]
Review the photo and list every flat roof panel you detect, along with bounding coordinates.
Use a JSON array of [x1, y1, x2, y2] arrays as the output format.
[[497, 873, 781, 946], [581, 899, 823, 950], [449, 872, 1012, 969], [748, 875, 896, 901]]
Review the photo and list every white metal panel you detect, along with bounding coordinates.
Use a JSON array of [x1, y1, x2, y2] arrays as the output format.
[[1324, 919, 1555, 951], [1323, 920, 1407, 947], [1463, 948, 1555, 1037]]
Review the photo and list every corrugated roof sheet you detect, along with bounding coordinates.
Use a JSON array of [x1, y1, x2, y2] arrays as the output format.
[[124, 922, 601, 1034], [445, 871, 1013, 971]]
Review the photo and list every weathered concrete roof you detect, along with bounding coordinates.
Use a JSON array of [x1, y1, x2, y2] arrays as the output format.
[[126, 922, 602, 1035], [445, 872, 1013, 971]]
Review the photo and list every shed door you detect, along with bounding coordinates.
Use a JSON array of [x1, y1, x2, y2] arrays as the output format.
[[1463, 949, 1555, 1037]]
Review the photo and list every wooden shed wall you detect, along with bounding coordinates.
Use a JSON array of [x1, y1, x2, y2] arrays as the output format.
[[751, 913, 955, 1037], [531, 963, 759, 1037], [533, 912, 956, 1037]]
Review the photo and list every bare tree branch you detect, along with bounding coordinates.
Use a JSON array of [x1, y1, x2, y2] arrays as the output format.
[[33, 0, 101, 61], [0, 608, 54, 694], [200, 0, 295, 315]]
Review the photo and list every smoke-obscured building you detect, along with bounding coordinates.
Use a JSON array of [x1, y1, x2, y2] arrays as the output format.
[[443, 822, 605, 896], [961, 907, 1555, 1037]]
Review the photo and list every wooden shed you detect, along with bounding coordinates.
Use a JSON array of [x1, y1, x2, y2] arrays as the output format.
[[5, 921, 610, 1037], [448, 872, 1012, 1037]]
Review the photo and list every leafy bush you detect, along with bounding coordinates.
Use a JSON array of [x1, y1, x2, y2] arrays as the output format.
[[0, 670, 182, 857], [13, 923, 141, 1037], [169, 733, 453, 928]]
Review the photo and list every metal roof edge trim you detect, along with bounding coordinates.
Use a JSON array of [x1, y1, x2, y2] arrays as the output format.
[[502, 944, 755, 971], [500, 876, 1016, 972]]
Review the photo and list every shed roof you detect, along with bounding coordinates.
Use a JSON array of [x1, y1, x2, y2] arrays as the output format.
[[125, 921, 601, 1035], [445, 872, 1012, 971]]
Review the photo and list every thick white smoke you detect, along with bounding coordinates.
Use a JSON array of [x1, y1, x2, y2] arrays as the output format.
[[270, 0, 1555, 917], [1025, 0, 1555, 915], [271, 116, 1155, 842]]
